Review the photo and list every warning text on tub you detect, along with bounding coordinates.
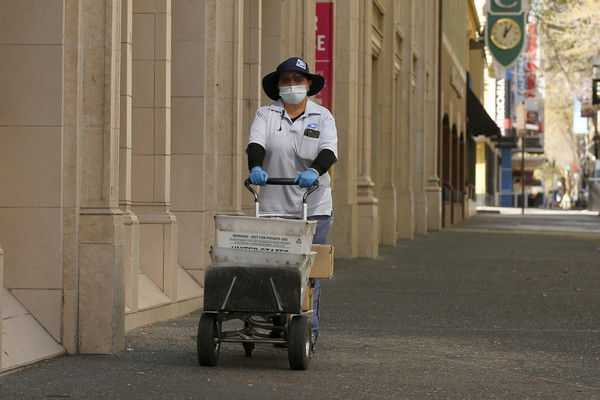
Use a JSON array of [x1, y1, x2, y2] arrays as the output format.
[[223, 233, 299, 252]]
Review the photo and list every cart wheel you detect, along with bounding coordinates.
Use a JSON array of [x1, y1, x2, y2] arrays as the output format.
[[287, 315, 312, 370], [197, 313, 220, 366], [243, 342, 255, 357]]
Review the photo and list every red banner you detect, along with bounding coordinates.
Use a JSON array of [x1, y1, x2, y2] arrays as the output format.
[[525, 21, 537, 98], [314, 2, 333, 111]]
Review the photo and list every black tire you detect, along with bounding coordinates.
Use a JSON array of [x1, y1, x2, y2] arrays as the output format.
[[287, 315, 312, 370], [243, 342, 255, 357], [197, 313, 220, 366]]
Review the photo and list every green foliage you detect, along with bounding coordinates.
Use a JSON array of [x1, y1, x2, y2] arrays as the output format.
[[528, 0, 600, 172], [529, 0, 574, 21], [533, 0, 600, 75]]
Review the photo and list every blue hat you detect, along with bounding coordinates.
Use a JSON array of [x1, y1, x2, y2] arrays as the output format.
[[262, 57, 326, 101]]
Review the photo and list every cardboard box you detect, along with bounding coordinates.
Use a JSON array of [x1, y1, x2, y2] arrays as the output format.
[[301, 246, 334, 310], [309, 245, 334, 279], [301, 284, 314, 311]]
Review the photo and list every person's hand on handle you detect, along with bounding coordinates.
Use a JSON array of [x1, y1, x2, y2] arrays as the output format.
[[249, 166, 269, 186], [294, 169, 318, 188]]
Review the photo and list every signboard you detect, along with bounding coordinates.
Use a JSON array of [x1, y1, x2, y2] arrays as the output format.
[[484, 0, 529, 71], [525, 21, 537, 99], [512, 56, 526, 120], [489, 0, 523, 13], [314, 2, 334, 111], [573, 97, 589, 134], [495, 78, 511, 135], [526, 111, 538, 126], [524, 20, 542, 132], [214, 215, 316, 254], [581, 100, 595, 118]]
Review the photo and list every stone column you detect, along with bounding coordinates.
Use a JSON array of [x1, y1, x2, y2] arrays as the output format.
[[329, 0, 359, 259], [456, 134, 465, 223], [374, 0, 398, 246], [172, 0, 245, 284], [171, 0, 211, 280], [261, 0, 285, 75], [131, 0, 178, 300], [425, 0, 442, 231], [212, 0, 244, 216], [241, 0, 264, 215], [62, 0, 81, 354], [262, 0, 316, 93], [412, 0, 428, 235], [356, 0, 379, 258], [396, 1, 415, 240], [119, 0, 140, 312], [203, 0, 244, 253], [452, 130, 460, 223], [78, 0, 125, 354]]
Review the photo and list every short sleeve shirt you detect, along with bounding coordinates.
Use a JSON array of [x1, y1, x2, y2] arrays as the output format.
[[247, 99, 338, 217]]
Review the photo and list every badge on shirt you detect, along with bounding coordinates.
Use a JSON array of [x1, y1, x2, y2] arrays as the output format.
[[303, 128, 320, 138]]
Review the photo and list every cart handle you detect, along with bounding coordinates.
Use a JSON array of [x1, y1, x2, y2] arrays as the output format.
[[244, 178, 320, 220]]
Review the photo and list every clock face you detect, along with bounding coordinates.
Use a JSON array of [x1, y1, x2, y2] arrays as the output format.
[[490, 18, 521, 50]]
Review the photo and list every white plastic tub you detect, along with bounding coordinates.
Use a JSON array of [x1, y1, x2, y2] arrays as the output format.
[[214, 215, 316, 254]]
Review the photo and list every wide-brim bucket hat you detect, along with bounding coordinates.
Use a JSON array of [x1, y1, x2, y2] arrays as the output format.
[[262, 57, 325, 101]]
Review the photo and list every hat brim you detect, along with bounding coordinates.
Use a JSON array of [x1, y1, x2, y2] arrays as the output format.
[[262, 71, 325, 101]]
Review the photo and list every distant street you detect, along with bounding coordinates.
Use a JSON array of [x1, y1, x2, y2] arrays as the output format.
[[1, 209, 599, 399]]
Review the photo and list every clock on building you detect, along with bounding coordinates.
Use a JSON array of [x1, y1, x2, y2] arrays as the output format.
[[490, 18, 522, 50]]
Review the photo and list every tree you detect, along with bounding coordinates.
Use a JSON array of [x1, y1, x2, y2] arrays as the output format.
[[530, 0, 600, 187]]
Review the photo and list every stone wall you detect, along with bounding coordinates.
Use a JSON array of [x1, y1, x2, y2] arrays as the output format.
[[0, 0, 475, 365]]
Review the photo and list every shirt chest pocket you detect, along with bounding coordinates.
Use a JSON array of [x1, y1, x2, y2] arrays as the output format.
[[297, 129, 320, 160]]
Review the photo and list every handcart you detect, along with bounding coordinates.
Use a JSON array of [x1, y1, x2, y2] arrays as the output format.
[[197, 178, 319, 370]]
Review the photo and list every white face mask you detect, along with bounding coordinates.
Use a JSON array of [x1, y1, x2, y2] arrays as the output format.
[[279, 85, 307, 104]]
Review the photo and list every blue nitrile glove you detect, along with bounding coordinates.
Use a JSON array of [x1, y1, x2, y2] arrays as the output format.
[[294, 169, 318, 188], [249, 166, 269, 185]]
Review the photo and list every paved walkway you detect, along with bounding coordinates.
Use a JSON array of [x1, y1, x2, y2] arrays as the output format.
[[1, 208, 599, 399]]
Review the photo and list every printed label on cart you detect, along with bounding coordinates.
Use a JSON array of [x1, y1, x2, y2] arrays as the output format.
[[217, 232, 304, 253]]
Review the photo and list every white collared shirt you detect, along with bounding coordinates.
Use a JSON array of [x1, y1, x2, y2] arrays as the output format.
[[247, 99, 338, 217]]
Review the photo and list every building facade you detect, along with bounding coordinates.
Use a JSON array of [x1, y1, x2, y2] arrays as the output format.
[[0, 0, 480, 372]]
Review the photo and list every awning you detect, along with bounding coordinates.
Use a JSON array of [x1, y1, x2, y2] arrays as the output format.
[[466, 86, 500, 137]]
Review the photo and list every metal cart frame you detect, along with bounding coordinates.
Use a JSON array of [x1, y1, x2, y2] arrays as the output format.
[[197, 178, 319, 370]]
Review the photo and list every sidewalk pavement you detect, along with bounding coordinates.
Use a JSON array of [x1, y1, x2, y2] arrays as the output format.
[[1, 208, 599, 399]]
